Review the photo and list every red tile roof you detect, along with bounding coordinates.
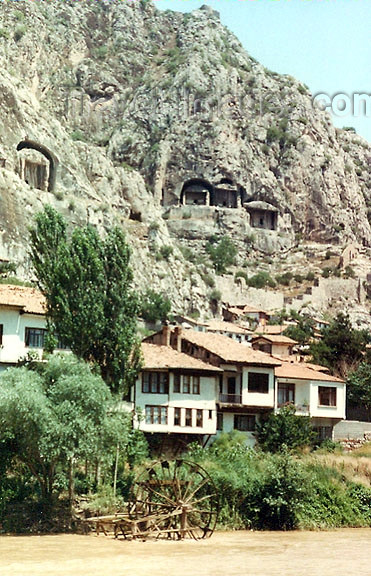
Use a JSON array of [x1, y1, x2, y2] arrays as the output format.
[[0, 284, 46, 315], [179, 329, 281, 366], [141, 343, 222, 372], [275, 361, 343, 382], [252, 334, 297, 345]]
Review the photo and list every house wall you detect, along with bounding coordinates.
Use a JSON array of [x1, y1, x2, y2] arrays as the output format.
[[134, 371, 218, 435], [309, 380, 346, 419], [242, 366, 275, 408], [218, 412, 256, 448], [275, 377, 346, 420], [0, 308, 46, 366]]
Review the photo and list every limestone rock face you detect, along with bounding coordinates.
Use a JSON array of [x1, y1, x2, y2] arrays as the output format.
[[0, 0, 370, 314]]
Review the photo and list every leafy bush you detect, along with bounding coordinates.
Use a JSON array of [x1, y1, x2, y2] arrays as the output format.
[[246, 271, 276, 289], [275, 272, 293, 286], [256, 406, 315, 453], [140, 289, 171, 324], [157, 245, 173, 261], [206, 236, 237, 274]]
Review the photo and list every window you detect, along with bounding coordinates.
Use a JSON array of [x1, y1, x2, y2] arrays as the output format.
[[173, 373, 180, 393], [183, 375, 190, 394], [0, 324, 3, 346], [196, 409, 203, 428], [192, 375, 200, 395], [234, 414, 256, 432], [25, 327, 46, 348], [217, 412, 223, 431], [185, 408, 192, 427], [55, 335, 70, 350], [248, 372, 269, 394], [174, 407, 181, 426], [318, 386, 337, 407], [277, 383, 295, 406], [142, 372, 169, 394], [173, 374, 200, 395], [145, 405, 168, 425]]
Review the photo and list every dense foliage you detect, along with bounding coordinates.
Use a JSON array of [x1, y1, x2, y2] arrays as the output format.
[[256, 405, 316, 452], [140, 289, 171, 324], [310, 313, 369, 377], [189, 434, 371, 530], [30, 205, 141, 394], [0, 356, 129, 503], [206, 235, 237, 274], [346, 362, 371, 420]]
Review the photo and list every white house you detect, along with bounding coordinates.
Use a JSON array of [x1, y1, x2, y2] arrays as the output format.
[[275, 361, 346, 440], [0, 284, 47, 369], [144, 327, 281, 447], [134, 343, 222, 444]]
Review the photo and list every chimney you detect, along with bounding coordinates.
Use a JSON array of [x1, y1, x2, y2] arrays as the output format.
[[162, 325, 171, 347], [174, 326, 182, 352]]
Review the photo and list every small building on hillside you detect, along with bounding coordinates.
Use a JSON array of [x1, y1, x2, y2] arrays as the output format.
[[223, 305, 270, 328], [251, 334, 297, 357], [204, 319, 252, 343], [0, 284, 47, 369], [275, 361, 345, 440], [133, 342, 222, 451]]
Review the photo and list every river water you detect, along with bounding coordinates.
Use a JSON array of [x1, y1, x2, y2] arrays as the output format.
[[0, 529, 370, 576]]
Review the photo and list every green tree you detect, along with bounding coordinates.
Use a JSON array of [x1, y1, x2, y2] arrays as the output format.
[[206, 235, 237, 274], [346, 363, 371, 420], [0, 356, 129, 503], [256, 405, 315, 453], [284, 316, 315, 346], [310, 313, 368, 377], [30, 205, 141, 394], [140, 289, 171, 323]]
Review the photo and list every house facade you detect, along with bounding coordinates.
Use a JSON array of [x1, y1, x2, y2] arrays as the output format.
[[0, 284, 47, 369], [144, 327, 281, 447], [133, 343, 222, 447], [251, 334, 297, 357], [275, 361, 345, 439]]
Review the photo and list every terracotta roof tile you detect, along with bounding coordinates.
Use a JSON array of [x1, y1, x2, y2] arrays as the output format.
[[141, 343, 222, 372], [275, 361, 343, 382], [254, 325, 287, 335], [205, 320, 251, 335], [0, 284, 46, 315], [252, 334, 297, 345], [179, 329, 281, 366]]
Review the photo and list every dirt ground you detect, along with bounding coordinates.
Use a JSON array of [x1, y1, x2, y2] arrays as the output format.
[[0, 529, 370, 576]]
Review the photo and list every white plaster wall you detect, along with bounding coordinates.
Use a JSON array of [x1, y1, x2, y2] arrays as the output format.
[[135, 372, 218, 434], [242, 366, 275, 408], [0, 309, 46, 364], [309, 381, 346, 419], [218, 412, 256, 448]]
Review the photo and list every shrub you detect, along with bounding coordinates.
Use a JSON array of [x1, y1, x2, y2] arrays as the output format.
[[275, 272, 293, 286], [14, 24, 27, 42], [157, 245, 173, 261], [256, 405, 315, 453], [206, 236, 237, 274], [306, 271, 315, 281], [208, 289, 222, 302], [140, 289, 171, 324], [246, 271, 276, 289]]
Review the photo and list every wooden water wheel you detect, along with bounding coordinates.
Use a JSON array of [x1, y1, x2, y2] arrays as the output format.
[[128, 459, 219, 540]]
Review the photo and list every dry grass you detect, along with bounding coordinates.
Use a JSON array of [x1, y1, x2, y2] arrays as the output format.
[[310, 444, 371, 487]]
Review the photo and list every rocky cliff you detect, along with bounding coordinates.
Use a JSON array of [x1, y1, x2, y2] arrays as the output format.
[[0, 0, 370, 316]]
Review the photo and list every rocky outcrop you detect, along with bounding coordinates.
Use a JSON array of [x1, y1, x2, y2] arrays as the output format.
[[0, 0, 369, 315]]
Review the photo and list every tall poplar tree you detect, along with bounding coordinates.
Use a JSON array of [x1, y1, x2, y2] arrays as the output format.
[[30, 205, 141, 395]]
